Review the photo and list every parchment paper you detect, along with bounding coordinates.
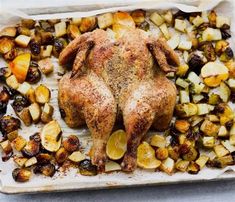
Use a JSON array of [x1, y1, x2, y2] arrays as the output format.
[[0, 0, 235, 194]]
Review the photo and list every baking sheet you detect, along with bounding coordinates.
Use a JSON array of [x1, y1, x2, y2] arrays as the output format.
[[0, 0, 235, 194]]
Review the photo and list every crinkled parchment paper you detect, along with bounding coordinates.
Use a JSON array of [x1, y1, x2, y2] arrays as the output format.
[[0, 0, 235, 194]]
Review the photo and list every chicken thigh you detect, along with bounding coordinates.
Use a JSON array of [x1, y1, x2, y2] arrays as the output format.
[[58, 27, 179, 171]]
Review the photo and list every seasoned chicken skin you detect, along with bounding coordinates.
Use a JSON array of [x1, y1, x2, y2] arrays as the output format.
[[58, 27, 179, 171]]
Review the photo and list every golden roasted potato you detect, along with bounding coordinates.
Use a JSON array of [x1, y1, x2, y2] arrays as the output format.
[[80, 17, 97, 33], [35, 84, 50, 104], [12, 168, 31, 182], [41, 103, 54, 123], [55, 147, 68, 164], [63, 135, 79, 153], [175, 120, 190, 133], [12, 135, 27, 151], [0, 38, 14, 54]]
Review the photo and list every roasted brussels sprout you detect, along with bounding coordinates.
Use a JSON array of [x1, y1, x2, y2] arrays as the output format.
[[0, 37, 15, 55], [202, 43, 216, 61], [182, 146, 198, 161], [0, 67, 11, 82], [0, 115, 21, 136], [79, 159, 97, 176], [36, 153, 52, 165], [34, 163, 56, 177], [3, 48, 18, 61], [215, 40, 229, 56], [63, 135, 79, 152], [52, 38, 67, 58], [39, 20, 54, 32], [221, 29, 231, 40], [12, 94, 30, 113], [22, 138, 40, 158], [137, 21, 150, 31], [30, 41, 41, 55], [220, 47, 234, 62], [12, 168, 31, 182], [187, 52, 205, 74], [26, 66, 41, 84], [40, 31, 54, 45]]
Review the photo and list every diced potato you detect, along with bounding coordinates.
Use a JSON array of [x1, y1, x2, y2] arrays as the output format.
[[175, 120, 190, 133], [17, 82, 31, 95], [7, 130, 18, 141], [219, 104, 234, 125], [40, 45, 53, 58], [214, 145, 229, 158], [105, 161, 121, 172], [80, 17, 97, 32], [187, 161, 200, 174], [167, 34, 180, 50], [196, 155, 209, 169], [54, 21, 66, 37], [200, 120, 219, 136], [216, 16, 230, 28], [150, 134, 166, 148], [178, 40, 192, 50], [68, 151, 86, 163], [228, 78, 235, 90], [29, 103, 41, 123], [150, 12, 165, 26], [192, 94, 204, 103], [176, 64, 189, 77], [131, 10, 145, 25], [229, 134, 235, 145], [162, 11, 173, 24], [67, 24, 81, 39], [27, 88, 36, 103], [41, 103, 54, 123], [8, 53, 31, 83], [0, 27, 17, 37], [208, 114, 220, 122], [202, 28, 222, 41], [175, 103, 198, 118], [98, 13, 114, 29], [175, 160, 189, 172], [160, 157, 175, 175], [71, 18, 82, 26], [182, 146, 198, 161], [41, 120, 62, 152], [179, 134, 186, 145], [35, 84, 50, 104], [176, 78, 189, 88], [38, 58, 54, 75], [0, 38, 14, 54], [21, 19, 35, 29], [197, 104, 209, 115], [216, 82, 230, 102], [167, 146, 180, 161], [190, 116, 203, 127], [0, 140, 12, 154], [113, 12, 135, 28], [174, 19, 187, 32], [230, 123, 235, 136], [55, 147, 68, 164], [222, 140, 235, 153], [15, 35, 31, 48], [25, 157, 37, 167], [187, 72, 201, 84], [18, 107, 32, 126], [12, 168, 31, 182], [12, 135, 27, 151], [159, 23, 170, 39], [156, 147, 168, 160], [192, 16, 204, 27], [180, 90, 190, 103], [14, 156, 28, 167], [218, 126, 228, 137], [208, 151, 217, 160], [6, 75, 19, 89], [191, 83, 205, 94]]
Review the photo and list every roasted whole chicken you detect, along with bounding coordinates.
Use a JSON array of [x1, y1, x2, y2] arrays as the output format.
[[58, 24, 180, 172]]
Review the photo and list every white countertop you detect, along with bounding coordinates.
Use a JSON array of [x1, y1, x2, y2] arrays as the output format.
[[1, 179, 235, 201]]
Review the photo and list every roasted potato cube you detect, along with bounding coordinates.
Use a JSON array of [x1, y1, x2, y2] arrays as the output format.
[[202, 28, 222, 41], [67, 24, 81, 39], [41, 120, 62, 152], [207, 114, 219, 122], [13, 156, 28, 167], [0, 38, 15, 54], [175, 160, 189, 172], [98, 13, 114, 29], [160, 157, 175, 175], [187, 161, 200, 174], [71, 18, 82, 26], [38, 58, 54, 75], [221, 140, 235, 153], [7, 130, 18, 141], [0, 140, 12, 154], [176, 78, 189, 88], [192, 15, 204, 27], [22, 139, 40, 158], [40, 45, 53, 58], [0, 27, 17, 37], [80, 17, 97, 33], [203, 136, 215, 148], [178, 39, 192, 51], [175, 120, 190, 133], [150, 134, 166, 148], [156, 147, 168, 160], [54, 21, 67, 37], [12, 168, 31, 182], [150, 12, 165, 26], [214, 145, 229, 158], [17, 26, 31, 36], [218, 126, 228, 137], [216, 16, 230, 28], [159, 23, 170, 39], [55, 147, 68, 164], [113, 11, 135, 28], [105, 161, 121, 172], [79, 159, 97, 176], [41, 103, 54, 123], [182, 146, 198, 161], [28, 102, 41, 122], [21, 19, 35, 29], [168, 146, 180, 161], [18, 107, 32, 126], [131, 10, 145, 25], [174, 19, 187, 32], [15, 35, 31, 48], [36, 153, 52, 164], [34, 163, 55, 177], [63, 135, 79, 152], [197, 104, 210, 115], [163, 10, 173, 24], [215, 40, 229, 55], [196, 155, 209, 169], [175, 103, 198, 118], [6, 75, 19, 89], [200, 120, 219, 136], [0, 115, 21, 136], [68, 151, 86, 163], [25, 157, 37, 167], [12, 135, 27, 151], [35, 84, 50, 104], [17, 82, 31, 95]]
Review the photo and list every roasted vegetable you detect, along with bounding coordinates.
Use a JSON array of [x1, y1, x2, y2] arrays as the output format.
[[175, 160, 189, 172], [174, 19, 187, 32], [38, 58, 54, 75], [14, 156, 28, 167], [55, 147, 68, 164], [54, 21, 67, 37], [0, 115, 21, 136], [150, 11, 164, 26], [34, 163, 56, 177], [40, 31, 54, 45], [12, 168, 31, 182], [36, 153, 52, 165], [0, 27, 17, 37], [7, 130, 18, 141], [40, 45, 53, 58], [22, 138, 40, 158], [156, 147, 168, 160], [187, 161, 200, 174], [17, 26, 31, 36], [97, 13, 114, 29], [67, 24, 81, 39], [150, 134, 166, 148], [0, 86, 10, 116], [68, 151, 86, 162], [12, 135, 27, 151], [12, 94, 30, 113], [105, 161, 121, 172], [0, 139, 13, 155], [187, 52, 205, 74], [35, 84, 50, 104], [175, 120, 190, 133], [41, 103, 54, 123], [79, 159, 97, 176], [202, 43, 216, 61], [15, 35, 31, 48], [113, 11, 135, 28], [160, 157, 175, 175], [25, 157, 37, 167], [131, 10, 145, 25], [52, 38, 67, 58], [80, 17, 97, 33], [21, 19, 35, 29], [29, 41, 41, 56], [220, 47, 234, 62], [208, 10, 217, 27], [62, 135, 79, 152], [182, 146, 198, 161], [29, 103, 41, 123], [0, 38, 15, 54], [175, 103, 198, 118], [137, 21, 150, 31]]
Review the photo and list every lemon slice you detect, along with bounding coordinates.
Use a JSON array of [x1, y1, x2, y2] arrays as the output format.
[[137, 142, 161, 169], [106, 129, 127, 160]]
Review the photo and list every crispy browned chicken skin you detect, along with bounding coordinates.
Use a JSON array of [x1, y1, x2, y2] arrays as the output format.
[[58, 27, 179, 172]]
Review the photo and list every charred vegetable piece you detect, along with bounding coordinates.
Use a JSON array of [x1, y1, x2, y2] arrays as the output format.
[[97, 13, 114, 29], [40, 21, 54, 32], [131, 9, 146, 25], [79, 159, 97, 176], [0, 86, 10, 116], [13, 156, 28, 167], [34, 163, 56, 177], [36, 153, 52, 165], [62, 135, 79, 152], [0, 27, 17, 37], [12, 135, 27, 151], [21, 19, 35, 29], [187, 53, 204, 74], [0, 38, 15, 54], [156, 147, 168, 160], [12, 168, 31, 182], [17, 107, 32, 126], [40, 31, 54, 45], [202, 43, 216, 61], [0, 67, 11, 81], [220, 47, 234, 62], [55, 147, 68, 164], [22, 138, 40, 158], [12, 94, 30, 113], [7, 130, 18, 141], [80, 17, 97, 33], [29, 102, 41, 123], [26, 66, 41, 84], [35, 84, 50, 104], [187, 161, 200, 174], [0, 140, 13, 155], [208, 10, 217, 28], [52, 38, 67, 58], [30, 41, 41, 55], [221, 29, 231, 40], [17, 26, 31, 36], [137, 21, 150, 31], [0, 115, 21, 136], [67, 24, 81, 39], [182, 146, 198, 161]]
